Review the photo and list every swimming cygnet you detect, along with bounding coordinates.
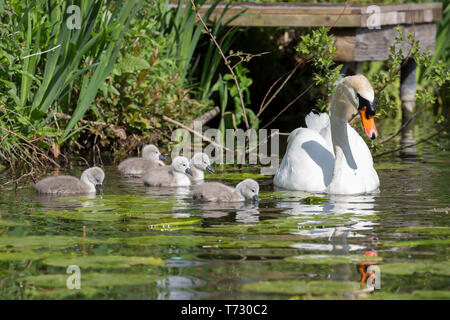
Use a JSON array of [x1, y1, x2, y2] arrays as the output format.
[[35, 167, 105, 195], [193, 178, 260, 202], [189, 152, 214, 182], [143, 156, 193, 187], [118, 144, 166, 176]]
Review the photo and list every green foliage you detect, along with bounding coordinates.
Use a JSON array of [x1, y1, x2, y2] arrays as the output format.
[[0, 0, 143, 174], [221, 64, 258, 129], [296, 27, 342, 112], [367, 26, 449, 119]]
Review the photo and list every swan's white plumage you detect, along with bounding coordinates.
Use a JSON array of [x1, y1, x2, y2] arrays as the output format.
[[274, 75, 380, 195]]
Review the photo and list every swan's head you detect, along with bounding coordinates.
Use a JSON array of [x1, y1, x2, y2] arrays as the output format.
[[340, 75, 378, 140], [235, 179, 260, 202], [190, 152, 214, 173], [142, 144, 166, 162], [81, 167, 105, 195], [172, 156, 193, 176]]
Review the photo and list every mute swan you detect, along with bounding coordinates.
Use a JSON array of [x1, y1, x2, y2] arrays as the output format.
[[143, 156, 193, 187], [118, 144, 166, 176], [189, 152, 214, 182], [193, 179, 260, 202], [35, 167, 105, 195], [274, 75, 379, 195]]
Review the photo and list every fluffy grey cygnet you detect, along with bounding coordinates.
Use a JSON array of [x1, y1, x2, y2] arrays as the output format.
[[189, 152, 214, 182], [193, 178, 259, 202], [35, 167, 105, 195], [118, 144, 166, 176], [143, 156, 193, 187]]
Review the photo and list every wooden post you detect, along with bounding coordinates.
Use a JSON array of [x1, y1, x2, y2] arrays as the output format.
[[400, 58, 417, 157], [340, 61, 362, 77]]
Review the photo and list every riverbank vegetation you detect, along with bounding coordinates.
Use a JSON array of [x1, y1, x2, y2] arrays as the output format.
[[0, 0, 448, 186]]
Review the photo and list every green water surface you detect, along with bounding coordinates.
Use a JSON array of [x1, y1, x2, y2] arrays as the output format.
[[0, 133, 449, 300]]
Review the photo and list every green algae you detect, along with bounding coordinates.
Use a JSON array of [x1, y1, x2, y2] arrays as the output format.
[[299, 196, 329, 205], [241, 280, 361, 295], [0, 236, 101, 250], [20, 272, 162, 288], [379, 261, 450, 276], [381, 238, 450, 247], [42, 255, 164, 268], [395, 226, 450, 235], [285, 254, 383, 265]]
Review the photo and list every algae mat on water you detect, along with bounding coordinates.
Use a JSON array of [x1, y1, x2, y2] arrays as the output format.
[[199, 214, 366, 235], [28, 195, 189, 222], [0, 236, 101, 250], [42, 255, 164, 268], [241, 280, 361, 295], [379, 261, 450, 276], [20, 272, 162, 288], [106, 234, 300, 248], [285, 254, 383, 264]]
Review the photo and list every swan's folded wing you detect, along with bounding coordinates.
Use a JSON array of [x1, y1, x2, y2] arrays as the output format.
[[193, 182, 238, 202], [142, 166, 173, 186], [35, 176, 89, 194], [305, 112, 332, 148], [275, 128, 333, 191], [118, 158, 162, 176]]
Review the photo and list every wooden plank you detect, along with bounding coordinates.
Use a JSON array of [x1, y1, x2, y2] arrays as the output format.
[[206, 12, 362, 27], [333, 23, 437, 62], [171, 2, 443, 27]]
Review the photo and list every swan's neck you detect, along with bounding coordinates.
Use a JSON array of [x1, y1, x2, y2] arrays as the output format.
[[171, 169, 191, 186], [189, 163, 204, 181], [232, 189, 245, 201], [80, 173, 96, 193], [329, 93, 358, 190], [233, 184, 246, 201]]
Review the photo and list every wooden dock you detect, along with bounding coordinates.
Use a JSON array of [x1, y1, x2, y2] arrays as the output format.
[[171, 1, 443, 130]]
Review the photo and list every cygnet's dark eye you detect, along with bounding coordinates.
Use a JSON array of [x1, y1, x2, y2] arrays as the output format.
[[251, 189, 255, 193]]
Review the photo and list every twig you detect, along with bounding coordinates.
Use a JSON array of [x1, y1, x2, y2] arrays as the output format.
[[262, 83, 315, 129], [189, 106, 220, 127], [190, 0, 250, 129], [0, 126, 59, 168], [21, 44, 61, 59], [329, 1, 350, 29], [257, 59, 308, 117], [162, 115, 233, 154], [54, 112, 126, 139], [377, 105, 425, 145], [246, 130, 279, 155], [374, 127, 446, 158]]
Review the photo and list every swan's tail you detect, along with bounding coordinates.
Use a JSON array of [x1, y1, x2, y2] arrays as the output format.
[[305, 112, 329, 133]]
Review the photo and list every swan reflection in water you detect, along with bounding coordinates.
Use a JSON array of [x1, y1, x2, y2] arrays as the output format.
[[275, 191, 379, 282], [275, 191, 378, 241]]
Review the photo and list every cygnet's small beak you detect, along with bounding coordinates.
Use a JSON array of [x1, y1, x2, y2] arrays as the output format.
[[206, 165, 214, 174], [96, 184, 103, 195], [159, 154, 167, 161], [185, 168, 193, 176], [252, 195, 260, 202]]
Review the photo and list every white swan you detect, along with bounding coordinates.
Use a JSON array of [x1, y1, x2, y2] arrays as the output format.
[[274, 75, 380, 195]]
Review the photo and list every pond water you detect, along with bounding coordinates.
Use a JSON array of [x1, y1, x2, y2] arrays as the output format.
[[0, 128, 449, 299]]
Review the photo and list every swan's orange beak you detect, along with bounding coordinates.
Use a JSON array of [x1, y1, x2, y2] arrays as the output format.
[[359, 107, 378, 140]]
